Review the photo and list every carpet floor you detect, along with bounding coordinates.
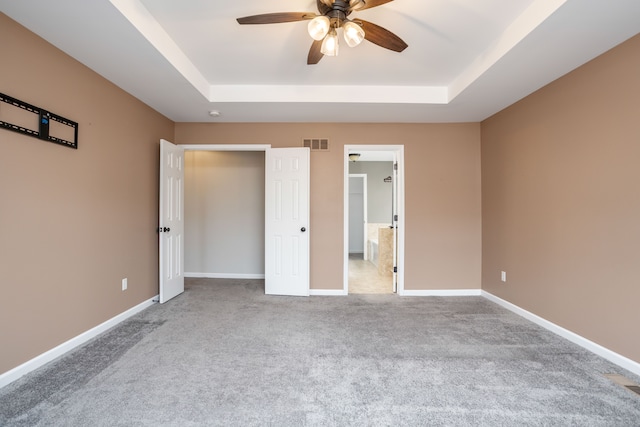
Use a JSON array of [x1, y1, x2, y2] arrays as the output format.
[[1, 278, 639, 426]]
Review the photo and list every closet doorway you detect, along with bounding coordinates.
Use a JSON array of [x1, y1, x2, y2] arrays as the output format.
[[184, 149, 266, 280], [172, 144, 310, 297]]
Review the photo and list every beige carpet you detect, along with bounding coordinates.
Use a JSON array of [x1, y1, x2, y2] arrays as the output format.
[[2, 278, 640, 426]]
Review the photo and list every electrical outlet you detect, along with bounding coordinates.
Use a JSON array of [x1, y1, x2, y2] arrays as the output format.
[[122, 278, 128, 291], [501, 271, 507, 282]]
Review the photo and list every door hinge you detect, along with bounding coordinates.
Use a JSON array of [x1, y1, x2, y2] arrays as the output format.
[[394, 163, 398, 171], [394, 214, 398, 222], [394, 266, 398, 273]]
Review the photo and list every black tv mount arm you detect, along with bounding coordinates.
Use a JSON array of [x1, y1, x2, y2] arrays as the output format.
[[0, 92, 78, 149]]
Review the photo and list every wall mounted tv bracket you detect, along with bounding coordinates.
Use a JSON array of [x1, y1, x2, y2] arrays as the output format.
[[0, 92, 78, 149]]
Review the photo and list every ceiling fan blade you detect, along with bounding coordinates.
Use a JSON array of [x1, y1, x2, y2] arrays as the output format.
[[359, 0, 394, 11], [237, 12, 315, 25], [358, 19, 408, 52], [307, 40, 324, 65]]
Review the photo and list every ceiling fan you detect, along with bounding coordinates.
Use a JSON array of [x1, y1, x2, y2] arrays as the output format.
[[237, 0, 408, 64]]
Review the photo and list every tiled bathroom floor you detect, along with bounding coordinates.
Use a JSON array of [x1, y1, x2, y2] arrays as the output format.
[[348, 253, 394, 294]]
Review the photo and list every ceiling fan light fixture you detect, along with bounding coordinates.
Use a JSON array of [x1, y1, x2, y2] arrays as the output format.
[[343, 21, 365, 47], [308, 16, 331, 41], [321, 29, 339, 56]]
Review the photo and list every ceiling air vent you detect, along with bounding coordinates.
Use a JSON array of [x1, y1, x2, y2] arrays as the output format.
[[303, 138, 329, 151]]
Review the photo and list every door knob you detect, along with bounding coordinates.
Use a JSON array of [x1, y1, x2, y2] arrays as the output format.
[[164, 227, 170, 232], [301, 227, 306, 232]]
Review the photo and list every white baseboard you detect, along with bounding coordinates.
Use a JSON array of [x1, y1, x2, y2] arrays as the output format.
[[482, 291, 640, 377], [400, 289, 482, 297], [185, 273, 265, 280], [310, 289, 482, 297], [310, 289, 348, 296], [0, 296, 157, 390]]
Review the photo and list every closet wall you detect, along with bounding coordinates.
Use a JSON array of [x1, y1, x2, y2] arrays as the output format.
[[184, 151, 265, 277]]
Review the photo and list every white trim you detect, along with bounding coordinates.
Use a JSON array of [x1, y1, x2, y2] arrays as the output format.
[[109, 0, 210, 99], [210, 84, 448, 104], [482, 291, 640, 377], [180, 144, 271, 152], [309, 289, 348, 296], [185, 273, 265, 280], [0, 296, 157, 390], [400, 289, 482, 297]]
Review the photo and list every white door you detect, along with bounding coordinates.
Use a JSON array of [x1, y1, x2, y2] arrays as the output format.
[[265, 147, 310, 296], [159, 139, 185, 303], [392, 161, 398, 293]]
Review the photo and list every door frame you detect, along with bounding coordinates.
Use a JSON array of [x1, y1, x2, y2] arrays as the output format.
[[348, 174, 368, 260], [343, 145, 405, 295], [180, 144, 271, 152]]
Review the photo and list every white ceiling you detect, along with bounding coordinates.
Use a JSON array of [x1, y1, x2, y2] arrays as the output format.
[[2, 0, 639, 123]]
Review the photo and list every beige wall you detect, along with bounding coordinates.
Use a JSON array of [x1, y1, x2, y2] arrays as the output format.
[[175, 123, 482, 292], [0, 14, 174, 374], [482, 33, 640, 363]]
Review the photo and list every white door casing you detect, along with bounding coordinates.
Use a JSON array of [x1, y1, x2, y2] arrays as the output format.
[[343, 145, 405, 295], [265, 147, 310, 296], [159, 139, 185, 303]]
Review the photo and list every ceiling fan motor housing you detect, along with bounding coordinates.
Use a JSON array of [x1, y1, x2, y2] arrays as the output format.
[[318, 0, 353, 18], [322, 0, 352, 28]]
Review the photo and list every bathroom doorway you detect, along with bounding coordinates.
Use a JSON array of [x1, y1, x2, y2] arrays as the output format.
[[343, 145, 405, 295]]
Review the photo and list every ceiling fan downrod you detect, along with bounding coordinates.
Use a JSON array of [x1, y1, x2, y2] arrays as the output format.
[[320, 0, 366, 11]]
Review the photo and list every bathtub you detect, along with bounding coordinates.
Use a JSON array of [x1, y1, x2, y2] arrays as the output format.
[[367, 223, 390, 267], [369, 239, 379, 267]]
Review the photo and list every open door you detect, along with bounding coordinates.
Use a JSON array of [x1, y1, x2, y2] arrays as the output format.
[[392, 160, 398, 293], [265, 147, 310, 296], [159, 139, 184, 303]]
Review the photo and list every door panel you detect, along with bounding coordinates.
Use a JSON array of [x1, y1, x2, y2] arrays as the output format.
[[159, 139, 184, 303], [265, 148, 310, 296]]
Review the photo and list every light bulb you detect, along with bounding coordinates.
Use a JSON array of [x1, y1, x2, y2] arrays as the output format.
[[343, 21, 365, 47], [320, 29, 339, 56], [308, 16, 331, 41]]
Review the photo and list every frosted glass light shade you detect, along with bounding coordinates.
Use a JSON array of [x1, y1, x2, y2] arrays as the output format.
[[308, 16, 330, 40], [321, 30, 339, 56], [343, 21, 365, 47]]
